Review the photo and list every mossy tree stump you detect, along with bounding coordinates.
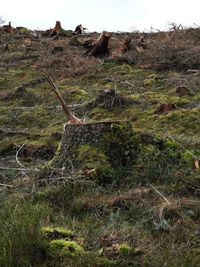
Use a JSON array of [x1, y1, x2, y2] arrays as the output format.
[[61, 121, 140, 172]]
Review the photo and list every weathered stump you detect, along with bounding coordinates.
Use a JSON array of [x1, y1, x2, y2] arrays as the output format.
[[61, 122, 114, 155], [74, 24, 86, 35], [119, 36, 131, 54], [61, 121, 140, 170], [50, 21, 64, 36], [85, 31, 111, 57], [2, 22, 14, 34], [137, 36, 147, 49]]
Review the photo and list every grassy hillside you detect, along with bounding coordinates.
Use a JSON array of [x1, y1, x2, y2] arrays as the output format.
[[0, 28, 200, 266]]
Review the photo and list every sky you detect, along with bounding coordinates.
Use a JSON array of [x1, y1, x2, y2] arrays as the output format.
[[1, 0, 200, 32]]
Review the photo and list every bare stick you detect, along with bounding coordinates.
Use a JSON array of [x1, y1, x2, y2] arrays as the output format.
[[15, 142, 27, 168], [149, 183, 170, 205], [0, 167, 37, 171], [0, 183, 14, 188], [45, 74, 84, 124], [167, 131, 200, 160]]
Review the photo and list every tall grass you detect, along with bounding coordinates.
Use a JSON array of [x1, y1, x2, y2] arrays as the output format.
[[0, 196, 49, 267]]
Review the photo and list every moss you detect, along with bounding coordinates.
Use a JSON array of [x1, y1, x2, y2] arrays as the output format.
[[102, 122, 140, 169], [48, 239, 84, 258], [117, 243, 142, 256], [181, 151, 194, 162], [144, 78, 155, 87], [42, 226, 74, 239], [18, 27, 30, 34], [95, 257, 116, 267], [163, 140, 178, 150], [76, 145, 115, 185], [89, 107, 117, 121], [60, 85, 90, 103], [1, 31, 200, 267]]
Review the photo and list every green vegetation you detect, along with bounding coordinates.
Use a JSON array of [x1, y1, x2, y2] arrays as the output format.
[[47, 240, 84, 258], [0, 197, 48, 267], [0, 29, 200, 266]]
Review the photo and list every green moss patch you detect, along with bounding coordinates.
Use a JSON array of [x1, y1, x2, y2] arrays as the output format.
[[47, 239, 84, 258]]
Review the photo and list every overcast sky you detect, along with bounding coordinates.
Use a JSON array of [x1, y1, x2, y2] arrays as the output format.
[[1, 0, 200, 32]]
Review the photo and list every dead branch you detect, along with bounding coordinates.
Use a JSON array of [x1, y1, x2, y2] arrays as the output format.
[[0, 183, 14, 188], [2, 102, 89, 111], [44, 74, 84, 124], [169, 22, 183, 31], [15, 142, 27, 168], [167, 131, 200, 160], [149, 183, 170, 205], [0, 167, 36, 171]]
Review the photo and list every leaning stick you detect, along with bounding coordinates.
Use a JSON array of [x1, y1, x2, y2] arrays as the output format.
[[45, 74, 83, 124]]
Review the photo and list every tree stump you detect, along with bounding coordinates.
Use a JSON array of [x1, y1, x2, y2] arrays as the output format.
[[2, 22, 14, 34], [86, 31, 111, 57], [60, 121, 140, 170], [137, 36, 146, 49], [74, 24, 86, 35], [119, 36, 131, 54], [50, 21, 64, 36]]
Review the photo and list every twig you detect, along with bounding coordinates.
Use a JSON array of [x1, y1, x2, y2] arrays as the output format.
[[0, 183, 14, 188], [149, 183, 170, 205], [0, 167, 37, 171], [15, 142, 27, 168], [2, 103, 90, 110], [124, 80, 135, 87], [167, 131, 200, 160]]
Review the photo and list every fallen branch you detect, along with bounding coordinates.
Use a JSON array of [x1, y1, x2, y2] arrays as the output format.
[[3, 103, 89, 110], [167, 131, 200, 160], [15, 142, 27, 168], [0, 167, 37, 171], [149, 183, 170, 205], [0, 183, 14, 188]]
